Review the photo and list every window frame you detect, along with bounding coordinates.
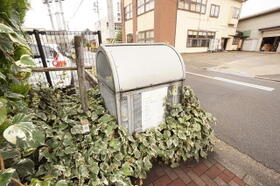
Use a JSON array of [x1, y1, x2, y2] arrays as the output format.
[[232, 7, 240, 19], [124, 3, 132, 20], [178, 0, 207, 14], [186, 30, 215, 48], [137, 0, 155, 16], [126, 33, 134, 43], [137, 30, 154, 43], [232, 37, 240, 45], [210, 4, 220, 18]]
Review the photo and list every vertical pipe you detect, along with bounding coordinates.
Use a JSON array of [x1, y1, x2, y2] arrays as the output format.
[[33, 30, 53, 87], [97, 31, 102, 45]]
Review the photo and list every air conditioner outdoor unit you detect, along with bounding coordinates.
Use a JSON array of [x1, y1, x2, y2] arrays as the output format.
[[96, 43, 186, 134]]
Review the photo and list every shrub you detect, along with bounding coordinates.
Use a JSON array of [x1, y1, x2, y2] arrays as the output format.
[[0, 86, 215, 185]]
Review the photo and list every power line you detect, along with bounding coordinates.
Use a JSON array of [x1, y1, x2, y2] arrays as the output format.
[[68, 0, 85, 21]]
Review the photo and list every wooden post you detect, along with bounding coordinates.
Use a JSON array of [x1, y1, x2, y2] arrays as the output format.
[[74, 36, 89, 112]]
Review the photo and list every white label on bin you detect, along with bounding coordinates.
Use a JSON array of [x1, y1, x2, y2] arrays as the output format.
[[82, 125, 90, 133], [141, 87, 168, 131]]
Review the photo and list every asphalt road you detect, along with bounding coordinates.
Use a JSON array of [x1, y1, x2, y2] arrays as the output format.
[[185, 67, 280, 173]]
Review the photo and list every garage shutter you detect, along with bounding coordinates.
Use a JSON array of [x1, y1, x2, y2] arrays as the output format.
[[242, 39, 259, 51], [262, 30, 280, 37]]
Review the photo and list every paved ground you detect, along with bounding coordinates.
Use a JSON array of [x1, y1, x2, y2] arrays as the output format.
[[182, 51, 280, 81], [143, 159, 246, 186], [143, 137, 280, 186], [185, 66, 280, 174]]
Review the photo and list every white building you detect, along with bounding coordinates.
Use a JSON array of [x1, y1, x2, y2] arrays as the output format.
[[237, 7, 280, 52], [95, 0, 121, 43]]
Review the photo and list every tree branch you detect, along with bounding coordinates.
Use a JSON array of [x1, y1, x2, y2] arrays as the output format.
[[0, 154, 5, 171]]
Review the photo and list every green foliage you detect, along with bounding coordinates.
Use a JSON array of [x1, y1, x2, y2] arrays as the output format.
[[0, 4, 37, 185], [0, 168, 16, 186], [0, 11, 35, 134], [0, 80, 215, 185], [115, 30, 122, 42], [1, 86, 214, 185], [0, 0, 30, 25]]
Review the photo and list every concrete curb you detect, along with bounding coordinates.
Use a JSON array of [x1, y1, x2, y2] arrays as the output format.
[[212, 137, 280, 186], [207, 67, 280, 82], [255, 76, 280, 82]]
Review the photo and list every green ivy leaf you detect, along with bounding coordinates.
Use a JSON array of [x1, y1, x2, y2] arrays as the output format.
[[14, 158, 35, 179], [0, 72, 6, 81], [55, 180, 68, 186], [0, 101, 7, 125], [3, 122, 45, 153], [15, 54, 35, 67], [98, 114, 113, 123], [89, 161, 99, 175], [0, 168, 15, 186], [143, 156, 152, 170], [120, 162, 133, 176], [29, 177, 53, 186], [0, 23, 14, 33]]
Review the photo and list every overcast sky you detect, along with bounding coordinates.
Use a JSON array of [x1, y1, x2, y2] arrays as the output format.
[[23, 0, 280, 31]]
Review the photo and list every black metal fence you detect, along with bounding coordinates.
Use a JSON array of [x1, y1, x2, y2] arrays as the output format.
[[26, 30, 102, 87]]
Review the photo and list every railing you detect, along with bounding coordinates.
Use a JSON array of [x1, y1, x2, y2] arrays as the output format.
[[26, 30, 101, 88]]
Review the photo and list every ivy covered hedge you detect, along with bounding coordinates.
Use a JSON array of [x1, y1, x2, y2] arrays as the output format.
[[1, 85, 215, 185]]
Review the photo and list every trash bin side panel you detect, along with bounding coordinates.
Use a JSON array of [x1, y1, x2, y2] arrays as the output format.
[[96, 51, 118, 91], [99, 83, 117, 117]]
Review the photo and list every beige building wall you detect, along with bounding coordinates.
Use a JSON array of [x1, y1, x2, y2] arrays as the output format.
[[175, 0, 242, 53], [123, 0, 133, 42], [237, 11, 280, 51], [123, 0, 132, 6], [125, 20, 133, 35], [137, 11, 154, 32]]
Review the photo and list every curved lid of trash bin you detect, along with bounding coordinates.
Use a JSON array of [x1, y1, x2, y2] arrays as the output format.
[[96, 43, 185, 92]]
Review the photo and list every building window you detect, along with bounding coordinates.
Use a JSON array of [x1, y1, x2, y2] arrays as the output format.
[[232, 7, 240, 19], [232, 37, 240, 45], [127, 34, 133, 43], [138, 30, 154, 43], [210, 4, 220, 18], [124, 3, 132, 20], [178, 0, 207, 14], [187, 30, 215, 47], [137, 0, 154, 15]]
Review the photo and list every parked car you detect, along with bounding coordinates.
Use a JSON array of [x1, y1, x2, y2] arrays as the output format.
[[29, 44, 74, 87]]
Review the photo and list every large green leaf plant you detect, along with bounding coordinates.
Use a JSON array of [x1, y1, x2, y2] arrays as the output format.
[[0, 12, 35, 134], [0, 8, 45, 186]]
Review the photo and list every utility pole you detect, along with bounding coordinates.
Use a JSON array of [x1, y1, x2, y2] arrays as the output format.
[[93, 0, 101, 30], [107, 0, 115, 39], [58, 0, 67, 30], [43, 0, 55, 30], [43, 0, 67, 31]]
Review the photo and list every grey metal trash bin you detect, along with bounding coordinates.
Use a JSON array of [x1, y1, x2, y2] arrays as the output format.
[[96, 43, 185, 133]]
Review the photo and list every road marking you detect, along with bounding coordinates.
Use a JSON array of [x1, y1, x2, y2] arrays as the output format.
[[186, 72, 275, 92]]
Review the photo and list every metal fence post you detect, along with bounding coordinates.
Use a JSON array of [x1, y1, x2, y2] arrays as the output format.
[[33, 30, 53, 87], [97, 30, 102, 45], [74, 36, 89, 112]]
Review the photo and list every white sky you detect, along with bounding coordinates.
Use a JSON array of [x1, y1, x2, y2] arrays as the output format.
[[23, 0, 280, 31], [240, 0, 280, 17]]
